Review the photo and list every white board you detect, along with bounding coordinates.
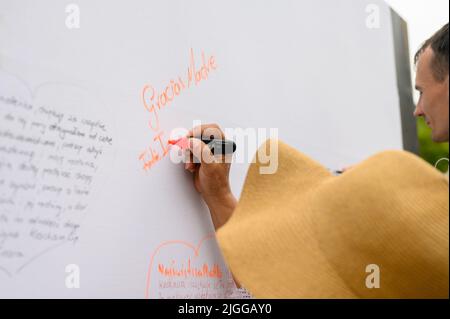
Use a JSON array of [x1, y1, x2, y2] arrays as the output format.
[[0, 0, 409, 298]]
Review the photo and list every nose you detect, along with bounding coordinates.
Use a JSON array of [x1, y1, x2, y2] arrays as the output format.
[[413, 106, 423, 117], [414, 101, 425, 118]]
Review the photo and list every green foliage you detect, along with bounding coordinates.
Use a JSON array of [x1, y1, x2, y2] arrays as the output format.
[[417, 117, 449, 172]]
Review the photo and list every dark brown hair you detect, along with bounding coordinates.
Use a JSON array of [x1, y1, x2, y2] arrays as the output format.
[[415, 23, 449, 82]]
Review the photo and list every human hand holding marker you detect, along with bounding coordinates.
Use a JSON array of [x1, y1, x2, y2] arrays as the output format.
[[169, 124, 237, 230], [168, 136, 237, 156]]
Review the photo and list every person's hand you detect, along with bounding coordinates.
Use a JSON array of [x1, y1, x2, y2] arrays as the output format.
[[185, 124, 237, 230]]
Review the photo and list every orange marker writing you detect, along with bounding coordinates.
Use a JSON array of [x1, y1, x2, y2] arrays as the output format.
[[168, 137, 236, 155]]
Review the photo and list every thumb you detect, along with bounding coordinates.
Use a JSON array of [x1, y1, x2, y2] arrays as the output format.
[[187, 138, 216, 165]]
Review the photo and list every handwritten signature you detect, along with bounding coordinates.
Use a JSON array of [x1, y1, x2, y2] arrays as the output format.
[[139, 49, 217, 171]]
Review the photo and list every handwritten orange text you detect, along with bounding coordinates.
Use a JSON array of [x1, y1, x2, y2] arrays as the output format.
[[139, 49, 217, 171], [158, 258, 223, 279]]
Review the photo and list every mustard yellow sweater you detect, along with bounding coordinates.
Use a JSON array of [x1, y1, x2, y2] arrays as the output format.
[[217, 141, 449, 299]]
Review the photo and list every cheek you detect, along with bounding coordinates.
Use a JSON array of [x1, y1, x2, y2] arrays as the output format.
[[435, 87, 449, 112], [428, 89, 449, 123], [446, 87, 449, 105], [424, 92, 438, 114]]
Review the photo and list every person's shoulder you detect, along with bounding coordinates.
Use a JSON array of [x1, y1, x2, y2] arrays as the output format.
[[359, 150, 447, 182]]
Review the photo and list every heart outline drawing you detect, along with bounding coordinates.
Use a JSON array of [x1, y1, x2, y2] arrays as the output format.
[[145, 232, 236, 299], [0, 67, 115, 278]]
